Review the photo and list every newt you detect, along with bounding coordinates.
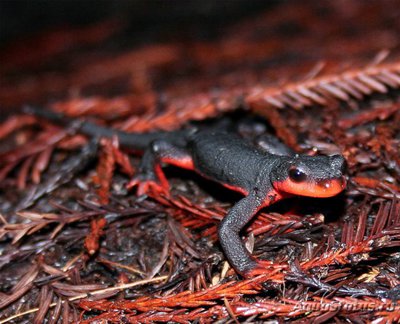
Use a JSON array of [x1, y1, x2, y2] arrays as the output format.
[[25, 107, 347, 277]]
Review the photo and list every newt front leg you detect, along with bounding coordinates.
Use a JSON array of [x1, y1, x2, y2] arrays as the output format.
[[218, 190, 275, 276]]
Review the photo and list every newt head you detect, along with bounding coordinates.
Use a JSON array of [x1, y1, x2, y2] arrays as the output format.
[[271, 154, 347, 198]]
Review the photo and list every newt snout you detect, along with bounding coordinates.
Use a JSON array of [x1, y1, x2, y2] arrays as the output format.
[[314, 176, 346, 197]]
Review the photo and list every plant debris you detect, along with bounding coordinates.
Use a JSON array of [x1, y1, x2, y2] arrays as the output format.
[[1, 1, 400, 323]]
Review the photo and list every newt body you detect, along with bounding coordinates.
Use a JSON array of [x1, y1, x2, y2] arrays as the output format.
[[27, 107, 346, 276]]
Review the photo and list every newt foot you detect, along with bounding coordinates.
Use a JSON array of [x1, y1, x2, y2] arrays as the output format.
[[127, 176, 169, 196]]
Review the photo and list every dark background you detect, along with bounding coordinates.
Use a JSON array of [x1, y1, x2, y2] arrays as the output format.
[[0, 0, 278, 46]]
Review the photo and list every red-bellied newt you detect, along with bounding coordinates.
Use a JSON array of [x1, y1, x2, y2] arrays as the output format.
[[25, 106, 347, 277]]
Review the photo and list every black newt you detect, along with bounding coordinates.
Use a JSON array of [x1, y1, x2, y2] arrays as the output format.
[[26, 107, 347, 277]]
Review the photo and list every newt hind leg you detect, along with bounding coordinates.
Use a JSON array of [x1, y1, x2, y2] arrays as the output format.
[[127, 140, 193, 196]]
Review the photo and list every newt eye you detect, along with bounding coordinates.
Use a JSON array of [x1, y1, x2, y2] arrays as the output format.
[[288, 167, 307, 183]]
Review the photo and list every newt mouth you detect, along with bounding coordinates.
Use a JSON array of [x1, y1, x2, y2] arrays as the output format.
[[274, 176, 346, 198]]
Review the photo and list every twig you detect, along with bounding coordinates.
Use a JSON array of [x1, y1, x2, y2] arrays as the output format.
[[0, 276, 168, 324]]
